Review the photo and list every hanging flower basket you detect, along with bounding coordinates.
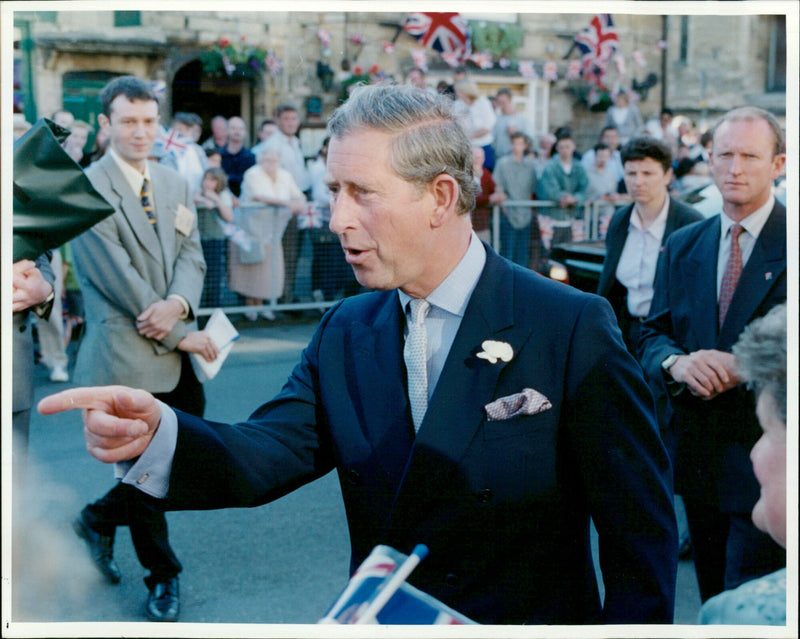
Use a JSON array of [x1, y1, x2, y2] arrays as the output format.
[[201, 37, 269, 81]]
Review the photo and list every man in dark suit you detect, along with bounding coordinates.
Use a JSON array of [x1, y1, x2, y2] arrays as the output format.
[[638, 106, 786, 603], [70, 76, 215, 622], [598, 136, 703, 354], [41, 84, 677, 625]]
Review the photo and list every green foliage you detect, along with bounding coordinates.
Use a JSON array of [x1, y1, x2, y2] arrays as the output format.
[[469, 21, 523, 61], [200, 37, 268, 80]]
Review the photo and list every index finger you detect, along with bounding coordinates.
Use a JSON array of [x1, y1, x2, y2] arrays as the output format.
[[37, 386, 124, 415]]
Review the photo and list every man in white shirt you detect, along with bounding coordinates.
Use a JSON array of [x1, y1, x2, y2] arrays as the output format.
[[69, 76, 214, 623], [597, 136, 701, 352]]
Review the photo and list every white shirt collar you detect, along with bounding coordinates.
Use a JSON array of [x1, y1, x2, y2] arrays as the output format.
[[398, 231, 486, 317], [720, 194, 775, 240], [108, 146, 152, 196], [630, 195, 670, 238]]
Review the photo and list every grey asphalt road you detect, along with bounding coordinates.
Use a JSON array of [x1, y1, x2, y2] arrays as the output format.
[[10, 315, 701, 630]]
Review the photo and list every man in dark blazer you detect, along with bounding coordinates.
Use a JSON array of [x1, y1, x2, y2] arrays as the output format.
[[598, 136, 703, 354], [638, 107, 786, 603], [70, 76, 214, 622], [41, 85, 678, 625], [12, 254, 55, 482]]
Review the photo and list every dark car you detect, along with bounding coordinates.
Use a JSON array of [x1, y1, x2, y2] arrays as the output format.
[[545, 240, 606, 293]]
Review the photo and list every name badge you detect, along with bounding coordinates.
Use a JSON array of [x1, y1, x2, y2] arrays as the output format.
[[174, 204, 195, 236]]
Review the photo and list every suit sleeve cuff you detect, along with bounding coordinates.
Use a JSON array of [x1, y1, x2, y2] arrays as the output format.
[[167, 294, 190, 320], [115, 400, 177, 499]]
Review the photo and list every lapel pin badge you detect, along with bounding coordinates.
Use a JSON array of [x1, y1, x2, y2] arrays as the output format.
[[765, 272, 772, 280]]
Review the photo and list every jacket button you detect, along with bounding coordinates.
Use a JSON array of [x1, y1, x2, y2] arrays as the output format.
[[445, 573, 460, 588], [346, 469, 361, 486], [478, 488, 493, 503], [19, 323, 27, 332]]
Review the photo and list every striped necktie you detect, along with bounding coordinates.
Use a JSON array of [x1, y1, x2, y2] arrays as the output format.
[[141, 178, 156, 225]]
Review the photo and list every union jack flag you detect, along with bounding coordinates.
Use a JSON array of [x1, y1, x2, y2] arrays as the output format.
[[543, 60, 559, 82], [518, 60, 538, 80], [469, 51, 493, 70], [574, 14, 619, 81], [410, 48, 428, 73], [320, 545, 475, 625], [266, 52, 282, 76], [297, 203, 323, 230], [152, 126, 189, 161], [404, 12, 470, 56]]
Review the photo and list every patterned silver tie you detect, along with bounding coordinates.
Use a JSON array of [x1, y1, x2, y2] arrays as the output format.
[[404, 298, 431, 433]]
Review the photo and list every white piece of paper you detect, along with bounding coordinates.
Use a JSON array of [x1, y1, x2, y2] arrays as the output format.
[[190, 308, 239, 382]]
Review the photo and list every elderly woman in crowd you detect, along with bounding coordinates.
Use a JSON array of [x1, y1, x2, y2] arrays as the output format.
[[699, 303, 788, 625], [229, 149, 306, 321]]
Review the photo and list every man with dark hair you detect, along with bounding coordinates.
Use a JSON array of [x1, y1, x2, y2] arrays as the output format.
[[42, 84, 677, 625], [598, 136, 702, 353], [638, 106, 786, 603], [70, 75, 213, 622]]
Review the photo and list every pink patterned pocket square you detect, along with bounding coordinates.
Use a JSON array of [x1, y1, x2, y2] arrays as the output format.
[[484, 388, 552, 421]]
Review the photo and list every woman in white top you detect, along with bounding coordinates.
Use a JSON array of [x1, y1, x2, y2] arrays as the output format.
[[229, 149, 306, 319], [454, 79, 497, 170]]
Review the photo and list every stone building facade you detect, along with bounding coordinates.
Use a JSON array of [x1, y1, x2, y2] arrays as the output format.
[[10, 8, 788, 156]]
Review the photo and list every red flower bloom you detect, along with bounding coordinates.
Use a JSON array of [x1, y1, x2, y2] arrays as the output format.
[[368, 64, 381, 75], [353, 65, 364, 75], [218, 38, 231, 48]]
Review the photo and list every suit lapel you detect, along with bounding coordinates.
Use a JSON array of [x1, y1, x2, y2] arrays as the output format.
[[681, 217, 720, 348], [101, 156, 164, 266], [599, 205, 632, 295], [349, 293, 416, 485], [389, 250, 521, 512], [717, 203, 786, 347], [149, 165, 175, 280], [663, 198, 682, 244]]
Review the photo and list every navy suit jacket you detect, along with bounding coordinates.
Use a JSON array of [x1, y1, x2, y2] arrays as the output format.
[[598, 197, 704, 329], [161, 246, 677, 624], [638, 202, 786, 512]]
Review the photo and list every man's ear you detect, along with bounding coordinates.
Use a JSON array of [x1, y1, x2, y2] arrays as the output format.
[[429, 173, 460, 228], [97, 113, 110, 130]]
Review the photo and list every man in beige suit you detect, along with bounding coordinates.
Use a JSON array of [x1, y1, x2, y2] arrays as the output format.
[[71, 76, 214, 622]]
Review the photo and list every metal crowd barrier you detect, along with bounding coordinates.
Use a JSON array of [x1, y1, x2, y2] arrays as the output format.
[[196, 200, 615, 317]]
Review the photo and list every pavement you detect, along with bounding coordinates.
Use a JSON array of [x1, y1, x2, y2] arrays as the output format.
[[7, 313, 702, 632]]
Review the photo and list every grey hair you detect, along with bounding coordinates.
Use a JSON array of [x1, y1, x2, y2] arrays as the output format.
[[711, 106, 785, 157], [326, 83, 476, 216], [732, 303, 787, 424]]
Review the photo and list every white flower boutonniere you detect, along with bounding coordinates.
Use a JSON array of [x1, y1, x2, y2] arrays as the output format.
[[476, 340, 513, 364]]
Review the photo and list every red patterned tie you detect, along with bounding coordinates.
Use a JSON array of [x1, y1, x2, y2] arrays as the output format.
[[718, 223, 743, 327]]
